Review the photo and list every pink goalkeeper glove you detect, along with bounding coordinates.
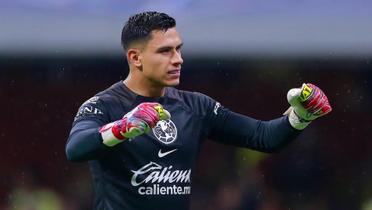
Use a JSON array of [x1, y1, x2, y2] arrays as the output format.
[[99, 102, 171, 146], [284, 83, 332, 130]]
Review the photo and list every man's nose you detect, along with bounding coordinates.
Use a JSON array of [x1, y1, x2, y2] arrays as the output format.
[[171, 50, 183, 65]]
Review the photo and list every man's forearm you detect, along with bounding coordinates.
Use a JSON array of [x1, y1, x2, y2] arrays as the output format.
[[212, 112, 301, 153], [66, 121, 109, 162]]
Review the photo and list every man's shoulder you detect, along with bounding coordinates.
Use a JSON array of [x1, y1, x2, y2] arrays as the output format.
[[166, 87, 216, 115], [86, 81, 134, 106], [166, 87, 212, 102], [74, 81, 130, 123], [95, 81, 126, 97]]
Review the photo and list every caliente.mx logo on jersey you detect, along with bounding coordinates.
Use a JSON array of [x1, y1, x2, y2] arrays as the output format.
[[152, 119, 177, 144], [131, 161, 191, 195]]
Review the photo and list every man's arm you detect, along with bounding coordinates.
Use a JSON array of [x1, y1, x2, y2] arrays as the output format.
[[209, 111, 299, 153], [65, 102, 170, 162], [208, 83, 331, 153], [66, 120, 109, 162]]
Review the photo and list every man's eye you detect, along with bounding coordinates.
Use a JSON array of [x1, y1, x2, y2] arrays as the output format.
[[160, 49, 171, 53]]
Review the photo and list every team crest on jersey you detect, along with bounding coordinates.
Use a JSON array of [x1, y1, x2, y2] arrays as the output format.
[[152, 120, 177, 144]]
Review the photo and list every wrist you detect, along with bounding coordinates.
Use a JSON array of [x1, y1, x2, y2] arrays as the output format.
[[99, 120, 127, 147], [285, 107, 311, 130]]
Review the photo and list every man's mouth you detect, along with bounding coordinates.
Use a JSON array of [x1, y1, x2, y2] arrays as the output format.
[[168, 69, 180, 75]]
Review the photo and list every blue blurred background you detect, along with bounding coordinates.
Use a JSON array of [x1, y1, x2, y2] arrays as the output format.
[[1, 0, 372, 57], [1, 1, 372, 210]]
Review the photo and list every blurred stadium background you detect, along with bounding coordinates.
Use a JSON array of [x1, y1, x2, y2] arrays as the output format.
[[1, 1, 372, 210]]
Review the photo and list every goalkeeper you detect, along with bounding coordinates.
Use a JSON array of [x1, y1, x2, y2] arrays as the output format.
[[65, 11, 332, 210]]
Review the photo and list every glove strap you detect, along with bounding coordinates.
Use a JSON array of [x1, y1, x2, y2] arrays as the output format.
[[99, 120, 127, 147], [284, 107, 311, 130]]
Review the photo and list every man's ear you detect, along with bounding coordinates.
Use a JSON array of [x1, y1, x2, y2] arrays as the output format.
[[127, 49, 142, 68]]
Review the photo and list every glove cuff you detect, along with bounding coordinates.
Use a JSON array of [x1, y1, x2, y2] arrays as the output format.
[[99, 121, 126, 147], [284, 107, 311, 130]]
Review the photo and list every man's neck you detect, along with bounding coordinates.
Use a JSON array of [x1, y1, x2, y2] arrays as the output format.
[[123, 77, 165, 97]]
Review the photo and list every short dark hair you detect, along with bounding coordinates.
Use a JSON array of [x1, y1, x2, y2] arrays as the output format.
[[121, 11, 176, 51]]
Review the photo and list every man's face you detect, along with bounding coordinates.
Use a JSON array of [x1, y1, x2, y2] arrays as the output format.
[[138, 27, 183, 87]]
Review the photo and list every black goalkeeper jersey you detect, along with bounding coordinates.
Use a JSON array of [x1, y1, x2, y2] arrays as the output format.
[[66, 81, 300, 210]]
